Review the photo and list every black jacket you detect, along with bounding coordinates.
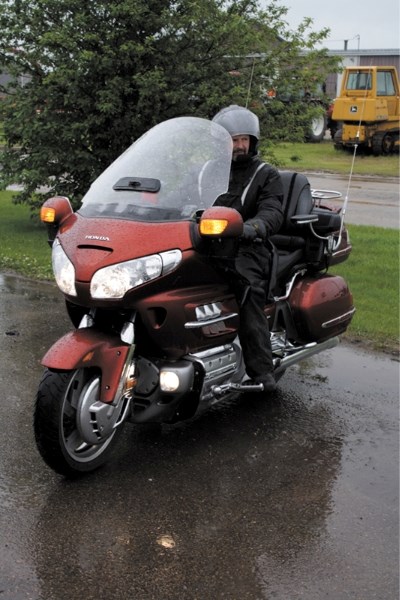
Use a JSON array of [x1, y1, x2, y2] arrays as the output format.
[[215, 156, 284, 239]]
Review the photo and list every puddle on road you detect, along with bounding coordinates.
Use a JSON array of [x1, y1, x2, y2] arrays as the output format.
[[0, 272, 60, 302], [292, 341, 398, 398]]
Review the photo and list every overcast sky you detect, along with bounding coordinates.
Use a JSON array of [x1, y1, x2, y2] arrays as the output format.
[[280, 0, 399, 50]]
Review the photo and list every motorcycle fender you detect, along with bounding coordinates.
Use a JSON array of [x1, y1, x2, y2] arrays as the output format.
[[41, 329, 130, 404]]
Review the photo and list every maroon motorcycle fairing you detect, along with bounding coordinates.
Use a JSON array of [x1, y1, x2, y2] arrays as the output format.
[[59, 215, 192, 277], [134, 283, 239, 358], [41, 328, 130, 403]]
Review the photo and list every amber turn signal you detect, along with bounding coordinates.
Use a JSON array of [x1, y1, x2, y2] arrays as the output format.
[[40, 206, 56, 223], [199, 219, 228, 236]]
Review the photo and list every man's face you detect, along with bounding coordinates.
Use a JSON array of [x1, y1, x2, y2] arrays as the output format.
[[232, 134, 250, 160]]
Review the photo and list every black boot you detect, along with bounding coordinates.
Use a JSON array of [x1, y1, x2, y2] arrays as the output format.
[[253, 372, 276, 393], [237, 287, 276, 390]]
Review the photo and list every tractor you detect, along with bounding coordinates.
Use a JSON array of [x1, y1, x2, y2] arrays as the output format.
[[332, 65, 399, 155]]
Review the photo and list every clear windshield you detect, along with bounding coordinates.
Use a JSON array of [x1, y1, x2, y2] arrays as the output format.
[[79, 117, 233, 222]]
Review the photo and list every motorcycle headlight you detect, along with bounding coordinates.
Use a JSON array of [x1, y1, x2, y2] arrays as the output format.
[[52, 239, 77, 296], [90, 250, 182, 299], [91, 254, 163, 299]]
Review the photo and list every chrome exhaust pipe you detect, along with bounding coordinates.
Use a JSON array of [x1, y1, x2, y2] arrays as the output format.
[[274, 336, 339, 374], [210, 337, 340, 399]]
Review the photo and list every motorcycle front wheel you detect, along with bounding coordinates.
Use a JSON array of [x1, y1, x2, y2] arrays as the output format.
[[34, 368, 124, 477]]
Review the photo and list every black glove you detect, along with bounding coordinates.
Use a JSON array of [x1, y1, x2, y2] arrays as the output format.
[[242, 222, 258, 241]]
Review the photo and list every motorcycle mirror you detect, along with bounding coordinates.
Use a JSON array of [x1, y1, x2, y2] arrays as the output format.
[[41, 196, 73, 225], [40, 196, 74, 245], [199, 206, 243, 238]]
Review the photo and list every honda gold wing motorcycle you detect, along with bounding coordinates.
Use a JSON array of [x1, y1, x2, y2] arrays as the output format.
[[34, 116, 355, 476]]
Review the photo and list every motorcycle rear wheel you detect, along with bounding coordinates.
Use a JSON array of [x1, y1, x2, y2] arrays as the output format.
[[34, 368, 124, 477]]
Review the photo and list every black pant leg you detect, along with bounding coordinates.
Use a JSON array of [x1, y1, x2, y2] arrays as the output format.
[[234, 245, 274, 378]]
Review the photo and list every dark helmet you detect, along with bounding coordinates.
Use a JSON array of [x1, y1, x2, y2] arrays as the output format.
[[212, 105, 260, 156]]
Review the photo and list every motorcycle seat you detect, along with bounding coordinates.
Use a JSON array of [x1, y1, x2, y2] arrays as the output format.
[[271, 171, 313, 256], [274, 248, 305, 283], [267, 172, 347, 292], [276, 171, 314, 233], [271, 172, 321, 286], [273, 171, 342, 238], [269, 233, 305, 250]]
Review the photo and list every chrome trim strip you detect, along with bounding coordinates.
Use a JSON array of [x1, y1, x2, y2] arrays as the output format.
[[184, 312, 238, 329], [322, 307, 356, 329], [189, 345, 232, 359]]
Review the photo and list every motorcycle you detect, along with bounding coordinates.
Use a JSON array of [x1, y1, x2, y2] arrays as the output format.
[[34, 116, 355, 476]]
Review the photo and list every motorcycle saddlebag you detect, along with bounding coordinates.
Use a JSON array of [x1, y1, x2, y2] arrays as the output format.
[[289, 274, 354, 343]]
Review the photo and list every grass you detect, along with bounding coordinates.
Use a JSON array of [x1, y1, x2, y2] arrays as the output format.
[[332, 225, 399, 353], [0, 190, 53, 279], [0, 190, 398, 353], [262, 140, 400, 178]]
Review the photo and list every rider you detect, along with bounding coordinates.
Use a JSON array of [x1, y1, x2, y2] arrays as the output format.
[[212, 105, 284, 393]]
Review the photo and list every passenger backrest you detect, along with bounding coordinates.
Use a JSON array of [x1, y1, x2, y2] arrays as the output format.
[[278, 171, 314, 233]]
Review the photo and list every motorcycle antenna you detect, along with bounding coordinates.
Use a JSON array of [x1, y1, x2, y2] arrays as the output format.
[[335, 63, 373, 250]]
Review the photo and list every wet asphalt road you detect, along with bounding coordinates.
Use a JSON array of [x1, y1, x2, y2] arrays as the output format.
[[0, 273, 398, 600]]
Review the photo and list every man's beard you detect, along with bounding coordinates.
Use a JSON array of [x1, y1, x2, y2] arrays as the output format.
[[232, 149, 248, 161]]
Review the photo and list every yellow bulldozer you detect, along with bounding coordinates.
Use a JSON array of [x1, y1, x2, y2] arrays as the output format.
[[331, 65, 399, 155]]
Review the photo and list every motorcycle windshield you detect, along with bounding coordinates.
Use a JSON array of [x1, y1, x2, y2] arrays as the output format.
[[79, 117, 233, 222]]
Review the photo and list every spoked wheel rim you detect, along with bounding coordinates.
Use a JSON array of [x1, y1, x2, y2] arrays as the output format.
[[61, 370, 117, 464], [310, 114, 326, 137]]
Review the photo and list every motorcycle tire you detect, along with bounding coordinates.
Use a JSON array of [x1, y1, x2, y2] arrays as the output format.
[[34, 368, 124, 477]]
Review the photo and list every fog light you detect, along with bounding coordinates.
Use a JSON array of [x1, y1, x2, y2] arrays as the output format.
[[160, 371, 180, 392]]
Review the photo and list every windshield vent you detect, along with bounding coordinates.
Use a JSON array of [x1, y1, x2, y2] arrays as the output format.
[[113, 177, 161, 193]]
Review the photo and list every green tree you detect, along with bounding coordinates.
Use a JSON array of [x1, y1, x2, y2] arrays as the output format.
[[0, 0, 338, 208]]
